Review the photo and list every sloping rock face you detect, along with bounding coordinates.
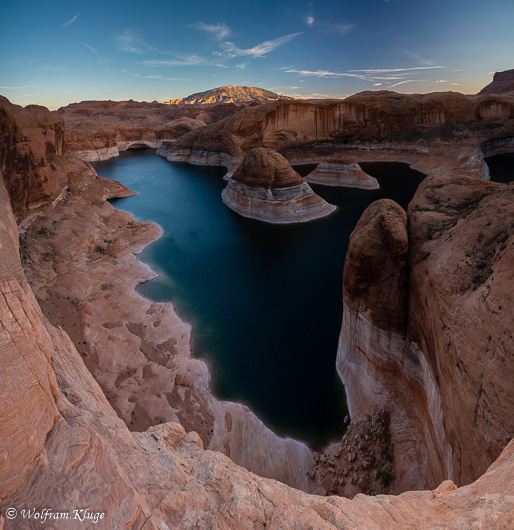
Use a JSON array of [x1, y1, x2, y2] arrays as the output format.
[[338, 175, 514, 492], [222, 147, 336, 222], [479, 69, 514, 94], [165, 84, 293, 105]]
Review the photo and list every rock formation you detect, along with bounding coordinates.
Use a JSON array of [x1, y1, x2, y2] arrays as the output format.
[[1, 91, 514, 528], [478, 69, 514, 94], [0, 96, 316, 493], [59, 99, 244, 161], [1, 161, 514, 525], [338, 176, 514, 492], [165, 85, 293, 105], [305, 159, 379, 188], [222, 147, 336, 222]]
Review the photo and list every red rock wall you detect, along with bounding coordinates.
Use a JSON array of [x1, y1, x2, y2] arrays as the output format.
[[338, 175, 514, 490], [0, 96, 67, 216]]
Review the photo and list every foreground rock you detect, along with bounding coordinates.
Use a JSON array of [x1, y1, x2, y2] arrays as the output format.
[[309, 410, 396, 498], [222, 147, 336, 223], [2, 164, 514, 527], [338, 177, 514, 492]]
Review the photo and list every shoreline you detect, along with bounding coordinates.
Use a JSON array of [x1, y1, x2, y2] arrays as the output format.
[[21, 165, 318, 493]]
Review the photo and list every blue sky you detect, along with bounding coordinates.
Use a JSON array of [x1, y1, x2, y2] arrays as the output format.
[[1, 0, 513, 109]]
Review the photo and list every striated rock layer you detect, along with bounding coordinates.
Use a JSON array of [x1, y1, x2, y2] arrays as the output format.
[[338, 176, 514, 492], [305, 159, 379, 188], [59, 99, 242, 161], [222, 147, 336, 223], [161, 90, 514, 160]]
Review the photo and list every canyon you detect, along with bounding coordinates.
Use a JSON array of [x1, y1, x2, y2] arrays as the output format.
[[1, 76, 513, 528]]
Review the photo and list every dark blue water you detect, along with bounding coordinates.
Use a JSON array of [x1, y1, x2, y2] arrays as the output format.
[[485, 153, 514, 183], [92, 151, 425, 448]]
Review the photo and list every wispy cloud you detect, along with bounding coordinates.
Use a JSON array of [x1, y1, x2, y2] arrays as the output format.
[[287, 91, 350, 99], [115, 28, 173, 55], [285, 68, 367, 79], [190, 22, 232, 40], [222, 33, 301, 58], [82, 43, 97, 54], [401, 49, 436, 66], [329, 23, 354, 35], [143, 54, 212, 67], [62, 12, 81, 28], [305, 16, 315, 27], [0, 85, 33, 90], [387, 79, 423, 88], [284, 64, 448, 91], [435, 79, 448, 83], [131, 73, 189, 81], [350, 66, 445, 73]]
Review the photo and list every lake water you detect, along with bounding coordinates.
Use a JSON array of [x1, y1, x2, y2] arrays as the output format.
[[485, 153, 514, 183], [93, 151, 426, 448]]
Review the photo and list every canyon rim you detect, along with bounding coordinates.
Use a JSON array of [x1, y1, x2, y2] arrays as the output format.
[[1, 0, 514, 527]]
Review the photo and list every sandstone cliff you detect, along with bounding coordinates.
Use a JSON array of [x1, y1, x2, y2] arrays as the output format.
[[1, 163, 513, 527], [1, 93, 514, 529], [161, 90, 514, 161], [479, 69, 514, 94], [338, 176, 514, 492], [59, 99, 242, 161]]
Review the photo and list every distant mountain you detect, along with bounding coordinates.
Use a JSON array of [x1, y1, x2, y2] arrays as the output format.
[[165, 85, 293, 105], [478, 69, 514, 94]]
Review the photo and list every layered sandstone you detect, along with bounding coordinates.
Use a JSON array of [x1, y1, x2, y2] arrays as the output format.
[[0, 96, 315, 492], [59, 99, 244, 161], [338, 176, 514, 492], [222, 147, 336, 222], [1, 90, 514, 528], [1, 169, 514, 525], [305, 159, 379, 188]]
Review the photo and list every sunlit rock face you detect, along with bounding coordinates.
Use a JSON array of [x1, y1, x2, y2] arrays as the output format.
[[338, 175, 514, 492], [164, 85, 293, 105], [478, 69, 514, 94], [222, 147, 336, 223]]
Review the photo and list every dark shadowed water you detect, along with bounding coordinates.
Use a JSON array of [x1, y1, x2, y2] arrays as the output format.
[[485, 153, 514, 183], [92, 151, 426, 448]]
